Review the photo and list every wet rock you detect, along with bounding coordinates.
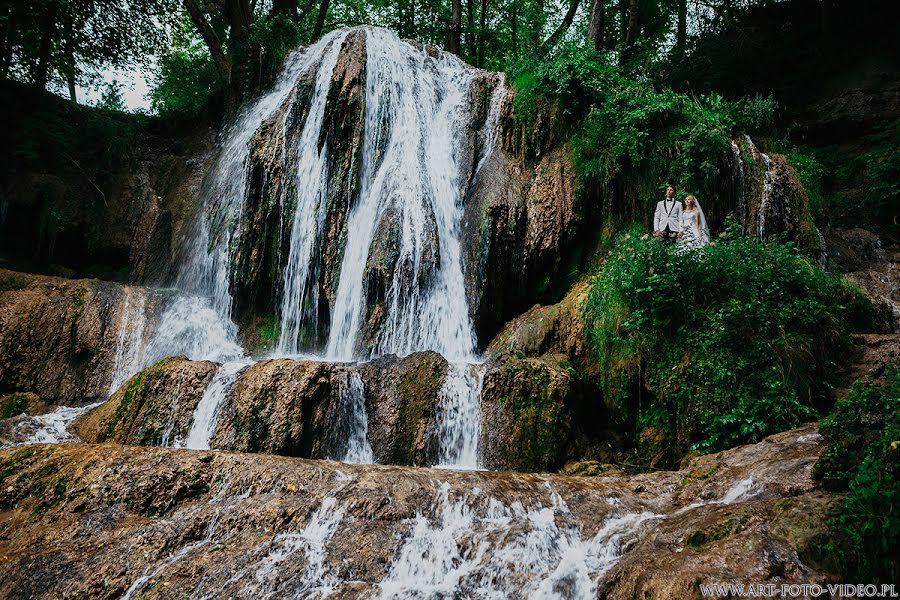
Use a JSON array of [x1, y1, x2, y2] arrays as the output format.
[[72, 356, 218, 446], [731, 138, 822, 260], [228, 30, 368, 345], [0, 392, 47, 418], [211, 359, 336, 456], [358, 351, 449, 466], [479, 354, 576, 472], [825, 230, 899, 330], [486, 280, 591, 371], [0, 270, 138, 405], [0, 425, 836, 598], [463, 138, 583, 345], [0, 84, 214, 282]]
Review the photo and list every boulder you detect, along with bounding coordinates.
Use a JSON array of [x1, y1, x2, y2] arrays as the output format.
[[71, 356, 218, 446], [211, 359, 336, 456], [358, 351, 449, 465], [0, 270, 141, 405]]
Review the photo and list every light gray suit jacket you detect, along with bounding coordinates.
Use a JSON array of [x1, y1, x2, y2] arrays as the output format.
[[654, 199, 683, 232]]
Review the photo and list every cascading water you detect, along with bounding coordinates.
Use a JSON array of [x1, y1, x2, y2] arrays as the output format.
[[434, 362, 484, 469], [374, 482, 659, 598], [96, 27, 508, 469], [333, 371, 375, 464], [181, 360, 249, 450], [319, 27, 478, 362], [109, 288, 149, 394]]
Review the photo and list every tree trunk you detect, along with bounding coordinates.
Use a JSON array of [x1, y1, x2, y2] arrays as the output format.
[[509, 4, 517, 61], [587, 0, 605, 51], [477, 0, 487, 66], [820, 0, 833, 41], [34, 7, 54, 90], [311, 0, 330, 42], [226, 0, 253, 44], [67, 74, 77, 103], [539, 0, 581, 54], [0, 3, 15, 79], [183, 0, 231, 84], [448, 0, 462, 54], [675, 0, 686, 56], [619, 0, 639, 65], [466, 0, 474, 58]]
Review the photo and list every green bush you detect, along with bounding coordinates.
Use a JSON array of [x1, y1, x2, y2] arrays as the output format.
[[510, 44, 775, 213], [816, 370, 900, 582], [584, 224, 874, 465]]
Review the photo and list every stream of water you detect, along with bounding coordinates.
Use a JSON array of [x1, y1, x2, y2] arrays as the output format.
[[98, 27, 505, 470]]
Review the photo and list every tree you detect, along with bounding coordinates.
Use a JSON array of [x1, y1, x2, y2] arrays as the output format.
[[97, 80, 125, 111], [448, 0, 462, 54], [538, 0, 581, 54], [587, 0, 606, 51], [0, 0, 178, 101], [620, 0, 640, 65], [311, 0, 331, 42]]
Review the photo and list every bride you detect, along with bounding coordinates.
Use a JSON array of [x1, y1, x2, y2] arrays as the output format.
[[678, 195, 709, 251]]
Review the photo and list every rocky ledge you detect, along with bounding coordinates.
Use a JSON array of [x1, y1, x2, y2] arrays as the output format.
[[0, 424, 835, 599]]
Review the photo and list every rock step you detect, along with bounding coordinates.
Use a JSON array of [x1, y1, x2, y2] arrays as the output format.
[[0, 425, 833, 599]]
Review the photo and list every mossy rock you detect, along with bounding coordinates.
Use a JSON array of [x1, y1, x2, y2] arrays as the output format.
[[0, 392, 46, 418], [71, 356, 218, 445], [480, 354, 576, 472]]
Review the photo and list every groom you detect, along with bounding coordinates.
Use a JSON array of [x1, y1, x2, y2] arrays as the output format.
[[653, 185, 683, 241]]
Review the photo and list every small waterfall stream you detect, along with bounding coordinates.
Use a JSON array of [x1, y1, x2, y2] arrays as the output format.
[[103, 27, 509, 470]]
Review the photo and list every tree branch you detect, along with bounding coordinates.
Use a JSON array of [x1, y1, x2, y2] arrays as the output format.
[[183, 0, 231, 83]]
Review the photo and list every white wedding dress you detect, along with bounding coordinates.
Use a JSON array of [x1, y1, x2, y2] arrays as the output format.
[[678, 209, 709, 252]]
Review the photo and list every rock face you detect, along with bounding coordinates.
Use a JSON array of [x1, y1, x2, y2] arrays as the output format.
[[0, 425, 837, 598], [0, 269, 140, 405], [730, 136, 822, 260], [230, 31, 368, 342], [72, 356, 218, 446], [480, 280, 618, 472], [462, 107, 585, 344], [0, 81, 213, 283], [73, 351, 451, 465], [357, 351, 449, 465], [212, 359, 336, 456], [825, 228, 899, 330]]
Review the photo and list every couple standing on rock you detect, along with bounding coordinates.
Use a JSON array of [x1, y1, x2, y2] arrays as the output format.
[[653, 185, 710, 251]]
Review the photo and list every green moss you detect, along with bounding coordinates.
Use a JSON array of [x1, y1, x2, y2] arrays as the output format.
[[0, 393, 30, 418], [102, 370, 145, 441], [502, 359, 569, 471], [396, 356, 446, 464], [0, 272, 26, 292], [685, 509, 751, 548]]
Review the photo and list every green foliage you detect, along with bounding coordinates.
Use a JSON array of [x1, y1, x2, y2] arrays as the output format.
[[96, 81, 126, 111], [511, 43, 774, 215], [783, 121, 900, 233], [0, 394, 29, 418], [584, 225, 873, 464], [816, 370, 900, 582], [150, 17, 221, 117]]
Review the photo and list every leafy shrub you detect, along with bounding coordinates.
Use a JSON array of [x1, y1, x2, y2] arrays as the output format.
[[584, 224, 874, 465], [510, 44, 775, 217], [816, 370, 900, 582]]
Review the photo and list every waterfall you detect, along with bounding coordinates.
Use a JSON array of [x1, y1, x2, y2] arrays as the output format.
[[97, 27, 509, 469], [374, 483, 658, 598], [181, 360, 248, 450], [276, 32, 352, 356], [322, 27, 478, 362], [333, 371, 375, 464], [109, 288, 149, 394], [434, 362, 484, 469]]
